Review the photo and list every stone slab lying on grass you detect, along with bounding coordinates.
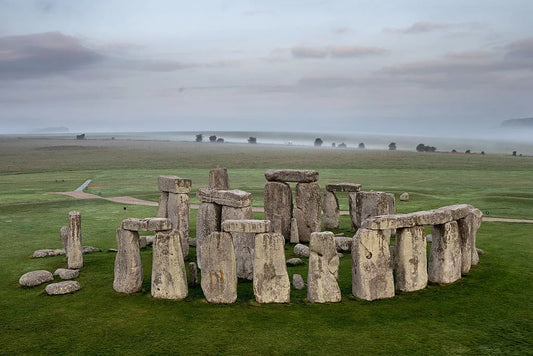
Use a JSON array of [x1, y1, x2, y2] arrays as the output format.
[[221, 219, 271, 233], [264, 169, 319, 183], [45, 281, 81, 295], [158, 175, 192, 193], [325, 183, 362, 192], [197, 188, 252, 208], [19, 270, 53, 287], [294, 244, 310, 257], [53, 268, 80, 280], [121, 218, 172, 232], [82, 246, 101, 253], [33, 249, 65, 258], [286, 258, 304, 266]]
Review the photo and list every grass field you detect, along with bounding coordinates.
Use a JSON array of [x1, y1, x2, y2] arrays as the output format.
[[0, 136, 532, 355]]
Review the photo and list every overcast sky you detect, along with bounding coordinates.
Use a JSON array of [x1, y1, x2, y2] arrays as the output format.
[[1, 0, 532, 136]]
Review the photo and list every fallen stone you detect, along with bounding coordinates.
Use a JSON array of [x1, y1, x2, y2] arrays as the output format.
[[264, 169, 318, 183], [399, 192, 410, 201], [221, 219, 271, 233], [196, 202, 221, 269], [45, 281, 81, 295], [188, 262, 198, 286], [325, 183, 361, 192], [394, 226, 428, 292], [197, 188, 252, 208], [294, 182, 322, 242], [209, 167, 230, 190], [222, 206, 254, 280], [337, 252, 344, 258], [322, 190, 340, 229], [307, 232, 341, 303], [158, 175, 192, 194], [120, 218, 172, 232], [82, 246, 101, 253], [67, 211, 83, 269], [428, 221, 461, 284], [167, 192, 190, 259], [286, 257, 304, 266], [32, 249, 65, 258], [253, 233, 290, 303], [19, 270, 53, 287], [151, 230, 188, 300], [113, 228, 143, 294], [335, 236, 353, 253], [156, 192, 169, 218], [264, 181, 293, 239], [294, 243, 310, 257], [293, 274, 305, 290], [53, 268, 80, 280], [290, 217, 299, 244]]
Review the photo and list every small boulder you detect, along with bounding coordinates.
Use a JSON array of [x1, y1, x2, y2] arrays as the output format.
[[32, 249, 65, 258], [82, 246, 101, 253], [45, 281, 81, 295], [188, 238, 197, 247], [293, 274, 305, 290], [19, 270, 53, 287], [286, 258, 304, 266], [53, 268, 79, 280], [476, 247, 485, 255], [335, 236, 353, 253], [293, 244, 310, 257], [400, 192, 410, 201], [426, 234, 432, 243]]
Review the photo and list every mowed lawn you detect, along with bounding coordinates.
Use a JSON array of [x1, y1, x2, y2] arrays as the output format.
[[0, 137, 532, 355]]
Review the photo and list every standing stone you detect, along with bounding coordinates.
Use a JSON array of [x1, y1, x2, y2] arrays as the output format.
[[264, 181, 293, 239], [265, 169, 318, 183], [151, 230, 188, 300], [457, 214, 474, 274], [307, 232, 341, 303], [167, 192, 190, 259], [113, 228, 143, 294], [188, 262, 198, 286], [196, 202, 221, 269], [156, 192, 169, 218], [200, 232, 237, 303], [394, 226, 427, 292], [209, 167, 229, 189], [290, 217, 299, 244], [470, 209, 483, 266], [60, 226, 70, 253], [253, 233, 290, 303], [353, 192, 395, 240], [294, 182, 321, 242], [222, 206, 254, 280], [348, 192, 357, 230], [67, 211, 83, 269], [428, 221, 461, 284], [293, 274, 305, 290], [351, 229, 395, 301], [323, 190, 340, 229]]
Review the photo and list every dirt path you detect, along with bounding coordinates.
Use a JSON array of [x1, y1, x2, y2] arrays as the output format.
[[55, 191, 533, 223]]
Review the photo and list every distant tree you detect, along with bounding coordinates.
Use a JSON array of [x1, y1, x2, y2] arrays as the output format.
[[338, 142, 347, 148], [209, 135, 217, 142], [416, 143, 425, 152], [216, 138, 224, 143], [195, 134, 203, 142], [481, 151, 485, 155], [388, 142, 397, 151], [512, 151, 517, 156], [358, 142, 365, 149], [76, 133, 85, 140], [314, 138, 323, 147], [426, 146, 436, 152], [248, 137, 257, 144], [465, 149, 471, 154], [452, 149, 457, 153], [332, 142, 336, 148]]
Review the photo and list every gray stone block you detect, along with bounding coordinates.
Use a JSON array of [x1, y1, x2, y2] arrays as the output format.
[[325, 183, 362, 192], [307, 232, 341, 303], [221, 219, 271, 233], [253, 233, 290, 303], [158, 175, 192, 193], [264, 169, 318, 183], [197, 188, 252, 208]]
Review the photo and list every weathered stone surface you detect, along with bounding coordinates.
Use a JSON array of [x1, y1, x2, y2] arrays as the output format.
[[82, 246, 101, 253], [33, 249, 65, 258], [200, 232, 237, 303], [187, 237, 196, 246], [325, 183, 362, 192], [448, 204, 474, 221], [156, 192, 169, 218], [400, 192, 410, 201], [167, 193, 190, 259], [60, 226, 69, 252], [113, 228, 143, 294], [253, 233, 290, 303], [294, 182, 321, 242], [188, 262, 198, 286], [45, 281, 81, 295], [307, 232, 341, 303], [139, 235, 147, 249], [222, 206, 254, 280], [209, 167, 229, 190], [146, 235, 155, 246], [476, 247, 485, 255], [426, 234, 433, 243], [362, 213, 418, 230], [158, 175, 192, 194], [19, 270, 53, 287], [323, 190, 340, 229], [470, 209, 483, 266], [293, 274, 305, 290], [428, 221, 461, 284], [264, 182, 293, 239], [351, 229, 395, 301], [335, 236, 353, 253], [196, 202, 221, 269], [53, 268, 80, 280], [120, 218, 172, 232], [264, 169, 318, 183], [348, 192, 357, 230], [294, 243, 310, 257], [352, 192, 394, 228], [151, 230, 188, 300], [197, 188, 252, 208], [286, 258, 304, 266], [221, 219, 271, 233], [67, 211, 83, 269], [394, 226, 428, 292], [457, 214, 475, 274], [290, 217, 299, 244]]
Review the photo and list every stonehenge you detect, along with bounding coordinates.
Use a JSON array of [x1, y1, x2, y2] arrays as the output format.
[[323, 183, 362, 229], [253, 233, 290, 303], [151, 230, 188, 300], [307, 232, 341, 303], [66, 211, 83, 269]]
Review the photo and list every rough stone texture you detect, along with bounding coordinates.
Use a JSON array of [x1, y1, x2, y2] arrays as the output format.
[[293, 274, 305, 290], [294, 243, 310, 257], [352, 192, 394, 228], [470, 209, 483, 266], [322, 190, 340, 229], [209, 167, 229, 190], [253, 233, 290, 303], [335, 236, 353, 253], [196, 202, 221, 269], [394, 226, 428, 292], [428, 221, 461, 284], [426, 234, 433, 243], [264, 169, 318, 183], [348, 192, 357, 230], [187, 238, 196, 246], [362, 213, 418, 230], [113, 228, 143, 294], [120, 218, 172, 232], [200, 232, 237, 303], [33, 249, 65, 258], [146, 235, 155, 246], [139, 235, 147, 249], [82, 246, 101, 253], [457, 214, 474, 274], [60, 226, 69, 252], [290, 218, 299, 244], [221, 219, 271, 233], [307, 232, 341, 303], [45, 281, 81, 295], [351, 229, 395, 301], [476, 247, 485, 255], [67, 211, 83, 269], [222, 206, 254, 280], [19, 270, 53, 287], [294, 182, 322, 242], [188, 262, 198, 286], [286, 258, 304, 266], [158, 175, 192, 194], [400, 192, 410, 201], [197, 188, 252, 208], [167, 193, 190, 259], [53, 268, 80, 280], [156, 192, 169, 218], [325, 183, 362, 192], [264, 182, 293, 239], [151, 230, 188, 300]]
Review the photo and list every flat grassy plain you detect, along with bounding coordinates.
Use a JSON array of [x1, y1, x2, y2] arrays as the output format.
[[0, 136, 532, 355]]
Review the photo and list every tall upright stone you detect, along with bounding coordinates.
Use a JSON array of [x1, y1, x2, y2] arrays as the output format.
[[352, 229, 395, 301], [353, 191, 395, 240], [209, 167, 229, 190], [60, 226, 69, 253], [322, 190, 340, 229], [113, 228, 143, 294], [67, 211, 83, 269], [264, 181, 293, 239], [428, 221, 461, 284], [196, 202, 221, 269], [222, 205, 254, 280], [200, 232, 237, 303], [290, 217, 299, 244], [168, 192, 190, 259], [294, 182, 321, 242], [394, 226, 428, 292], [307, 232, 341, 303], [348, 192, 357, 230], [156, 191, 169, 218], [457, 213, 474, 274], [253, 233, 290, 303], [151, 230, 188, 300], [470, 209, 483, 266]]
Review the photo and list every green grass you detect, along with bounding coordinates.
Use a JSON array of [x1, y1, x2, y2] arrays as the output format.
[[0, 137, 532, 355]]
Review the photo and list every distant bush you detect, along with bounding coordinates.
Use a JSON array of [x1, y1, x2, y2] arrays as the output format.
[[209, 135, 217, 142], [512, 151, 517, 156], [338, 143, 347, 148], [416, 143, 436, 152], [358, 142, 365, 149], [314, 138, 323, 147], [248, 137, 257, 144], [465, 149, 471, 154], [332, 142, 336, 148], [452, 149, 457, 153], [216, 138, 224, 143], [196, 134, 203, 142], [388, 142, 397, 151]]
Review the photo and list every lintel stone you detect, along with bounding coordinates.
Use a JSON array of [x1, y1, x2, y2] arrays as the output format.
[[221, 219, 271, 233], [121, 218, 172, 232], [264, 169, 318, 183], [325, 183, 362, 192], [197, 188, 252, 207]]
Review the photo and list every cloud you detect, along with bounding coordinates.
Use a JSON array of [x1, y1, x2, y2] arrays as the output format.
[[133, 60, 197, 72], [328, 45, 388, 58], [505, 37, 533, 61], [298, 76, 358, 89], [291, 46, 327, 58], [385, 21, 451, 34], [0, 32, 102, 79]]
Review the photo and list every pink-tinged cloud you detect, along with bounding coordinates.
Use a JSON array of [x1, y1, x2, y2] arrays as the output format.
[[328, 45, 388, 58], [386, 21, 451, 34], [291, 46, 327, 58]]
